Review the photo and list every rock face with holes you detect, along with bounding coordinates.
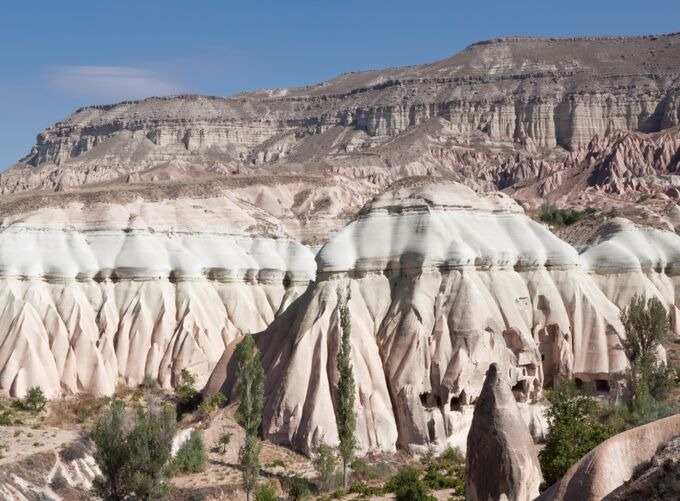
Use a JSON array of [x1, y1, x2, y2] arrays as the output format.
[[207, 181, 648, 455], [0, 193, 315, 398], [465, 363, 542, 501]]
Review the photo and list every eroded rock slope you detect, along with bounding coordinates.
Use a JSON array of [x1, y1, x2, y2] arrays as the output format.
[[3, 34, 680, 204], [208, 181, 680, 455], [0, 184, 317, 398]]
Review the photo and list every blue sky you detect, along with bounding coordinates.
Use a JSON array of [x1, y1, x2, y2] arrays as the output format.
[[1, 1, 678, 169]]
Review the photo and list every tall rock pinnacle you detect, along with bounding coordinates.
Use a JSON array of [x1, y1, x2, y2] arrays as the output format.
[[466, 363, 542, 501]]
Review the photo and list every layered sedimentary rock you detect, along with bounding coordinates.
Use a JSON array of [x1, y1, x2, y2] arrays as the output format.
[[3, 34, 680, 198], [0, 191, 316, 398], [539, 414, 680, 500], [208, 181, 668, 455], [465, 364, 542, 501]]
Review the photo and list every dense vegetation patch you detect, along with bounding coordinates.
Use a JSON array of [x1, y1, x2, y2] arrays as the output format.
[[539, 206, 595, 226], [539, 295, 680, 490]]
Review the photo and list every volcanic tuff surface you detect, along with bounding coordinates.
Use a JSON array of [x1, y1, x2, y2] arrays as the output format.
[[206, 181, 680, 455], [1, 33, 680, 460]]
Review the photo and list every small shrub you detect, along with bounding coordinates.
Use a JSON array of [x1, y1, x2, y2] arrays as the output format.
[[0, 409, 14, 426], [50, 472, 69, 490], [349, 481, 384, 496], [176, 369, 201, 413], [385, 468, 435, 501], [172, 433, 207, 474], [286, 476, 316, 500], [209, 392, 227, 409], [255, 482, 278, 501], [423, 462, 465, 491], [349, 457, 394, 483], [196, 392, 227, 418], [217, 431, 232, 453], [265, 458, 286, 469], [23, 387, 47, 412], [440, 446, 464, 464], [419, 445, 436, 465]]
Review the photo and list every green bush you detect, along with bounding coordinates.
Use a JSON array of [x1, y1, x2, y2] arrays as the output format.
[[539, 206, 595, 227], [312, 442, 337, 491], [91, 400, 176, 500], [23, 387, 47, 412], [539, 383, 612, 488], [172, 433, 207, 474], [385, 468, 435, 501], [0, 408, 16, 426], [217, 431, 232, 454], [418, 447, 466, 495], [175, 369, 201, 413], [255, 482, 277, 501], [265, 458, 286, 469], [286, 476, 316, 500], [349, 481, 385, 496], [349, 457, 393, 483], [198, 392, 228, 417]]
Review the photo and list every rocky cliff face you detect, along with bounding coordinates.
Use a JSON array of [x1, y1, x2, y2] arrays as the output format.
[[205, 181, 680, 455], [3, 34, 680, 198], [0, 182, 323, 398]]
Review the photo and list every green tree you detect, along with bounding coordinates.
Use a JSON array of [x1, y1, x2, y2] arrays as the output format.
[[240, 434, 263, 501], [23, 386, 47, 412], [235, 334, 265, 501], [539, 383, 612, 487], [335, 284, 356, 490], [91, 400, 177, 500], [312, 441, 337, 491], [176, 368, 201, 412], [621, 294, 669, 363], [621, 295, 674, 409], [91, 401, 129, 500]]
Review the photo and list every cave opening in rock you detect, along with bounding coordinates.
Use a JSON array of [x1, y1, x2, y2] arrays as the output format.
[[511, 380, 528, 399], [595, 379, 610, 393], [427, 418, 436, 442], [419, 390, 445, 409]]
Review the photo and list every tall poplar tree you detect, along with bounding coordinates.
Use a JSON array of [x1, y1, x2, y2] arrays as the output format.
[[335, 284, 356, 489], [235, 334, 265, 501]]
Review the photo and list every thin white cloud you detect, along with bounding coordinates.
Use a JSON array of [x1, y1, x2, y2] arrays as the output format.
[[50, 66, 183, 101]]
